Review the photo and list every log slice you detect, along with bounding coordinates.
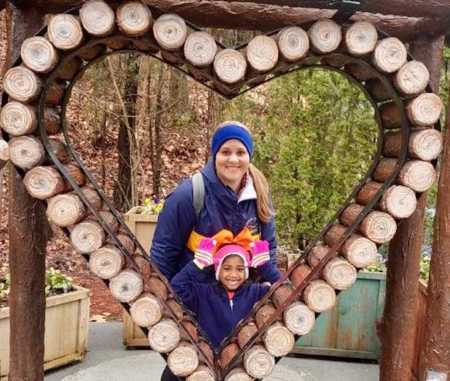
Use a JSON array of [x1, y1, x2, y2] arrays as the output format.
[[373, 37, 407, 73], [47, 193, 85, 227], [21, 36, 58, 73], [9, 136, 45, 170], [246, 35, 279, 72], [0, 101, 37, 136], [186, 365, 215, 381], [224, 368, 252, 381], [394, 60, 430, 95], [303, 279, 336, 313], [117, 2, 152, 37], [48, 14, 84, 50], [263, 322, 295, 357], [360, 211, 397, 243], [153, 13, 187, 51], [23, 166, 65, 200], [323, 257, 357, 290], [277, 26, 309, 62], [80, 0, 115, 36], [344, 21, 378, 56], [184, 31, 217, 67], [109, 269, 143, 303], [283, 301, 316, 335], [70, 219, 105, 253], [3, 66, 42, 103], [89, 245, 124, 279], [148, 318, 180, 353], [380, 185, 417, 219], [167, 343, 199, 377], [130, 293, 163, 327], [407, 93, 443, 126], [213, 49, 247, 84], [341, 234, 378, 268], [243, 345, 275, 379], [308, 19, 342, 54]]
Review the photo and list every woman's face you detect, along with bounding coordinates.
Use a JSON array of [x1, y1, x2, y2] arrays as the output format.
[[219, 255, 246, 291], [215, 139, 250, 191]]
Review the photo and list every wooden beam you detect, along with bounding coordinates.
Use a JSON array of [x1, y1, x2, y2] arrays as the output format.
[[379, 34, 445, 381], [5, 4, 50, 381], [418, 56, 450, 381]]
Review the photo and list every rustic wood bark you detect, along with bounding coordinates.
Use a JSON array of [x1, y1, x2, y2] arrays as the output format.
[[165, 298, 184, 320], [47, 193, 85, 227], [373, 37, 407, 73], [263, 322, 295, 357], [109, 269, 143, 303], [132, 253, 152, 277], [224, 367, 252, 381], [79, 185, 102, 210], [323, 257, 357, 290], [365, 78, 391, 101], [93, 210, 119, 233], [148, 318, 181, 353], [59, 163, 85, 190], [23, 165, 65, 199], [383, 129, 443, 161], [272, 284, 293, 308], [111, 233, 135, 254], [48, 14, 83, 50], [186, 365, 215, 381], [220, 343, 240, 368], [3, 65, 42, 103], [0, 139, 10, 161], [324, 223, 347, 246], [79, 0, 115, 36], [380, 34, 445, 381], [0, 101, 37, 136], [418, 76, 450, 381], [117, 1, 152, 37], [243, 345, 275, 379], [70, 219, 105, 253], [342, 233, 378, 268], [146, 276, 168, 300], [9, 135, 45, 170], [55, 56, 82, 80], [43, 107, 61, 135], [129, 293, 163, 327], [246, 35, 278, 72], [6, 7, 49, 381], [394, 60, 430, 95], [340, 203, 364, 226], [256, 303, 277, 328], [303, 279, 336, 313], [238, 323, 259, 348], [277, 26, 309, 62], [153, 13, 187, 50], [180, 319, 199, 342], [45, 81, 65, 106], [213, 48, 247, 84], [198, 340, 214, 365], [77, 43, 106, 61], [168, 342, 199, 377], [20, 36, 58, 73], [89, 245, 124, 278], [360, 211, 397, 244], [283, 301, 316, 335], [307, 244, 329, 267], [344, 62, 376, 81], [374, 158, 437, 192], [290, 263, 312, 286], [344, 21, 378, 56], [407, 93, 444, 126], [184, 31, 217, 67]]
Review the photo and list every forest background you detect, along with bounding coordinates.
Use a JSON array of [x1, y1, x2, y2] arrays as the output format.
[[0, 20, 448, 318]]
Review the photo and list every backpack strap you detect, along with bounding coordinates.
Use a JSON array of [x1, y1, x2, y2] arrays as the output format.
[[192, 172, 205, 219]]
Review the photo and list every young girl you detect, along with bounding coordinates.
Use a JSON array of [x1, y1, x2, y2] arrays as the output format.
[[171, 236, 278, 350]]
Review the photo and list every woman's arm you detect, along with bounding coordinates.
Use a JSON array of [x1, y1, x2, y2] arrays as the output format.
[[150, 180, 196, 281], [259, 217, 282, 284]]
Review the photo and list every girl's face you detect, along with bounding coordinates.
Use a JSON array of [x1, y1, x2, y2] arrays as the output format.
[[215, 139, 250, 192], [219, 255, 246, 291]]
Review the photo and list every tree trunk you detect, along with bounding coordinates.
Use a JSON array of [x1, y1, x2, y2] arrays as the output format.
[[152, 63, 165, 199], [418, 67, 450, 381], [5, 5, 51, 381], [112, 55, 138, 212], [379, 33, 445, 381]]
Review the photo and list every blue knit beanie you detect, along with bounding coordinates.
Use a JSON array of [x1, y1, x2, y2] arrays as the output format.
[[211, 123, 254, 158]]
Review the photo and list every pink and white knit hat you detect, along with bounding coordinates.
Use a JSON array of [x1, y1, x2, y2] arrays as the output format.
[[213, 244, 251, 281]]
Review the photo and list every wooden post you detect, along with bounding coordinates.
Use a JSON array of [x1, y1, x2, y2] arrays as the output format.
[[379, 34, 445, 381], [5, 4, 50, 381], [418, 68, 450, 380]]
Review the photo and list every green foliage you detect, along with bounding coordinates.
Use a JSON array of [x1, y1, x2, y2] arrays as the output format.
[[224, 68, 378, 248], [133, 198, 165, 215]]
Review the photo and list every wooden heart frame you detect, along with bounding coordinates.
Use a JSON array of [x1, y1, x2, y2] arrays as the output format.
[[0, 2, 444, 380]]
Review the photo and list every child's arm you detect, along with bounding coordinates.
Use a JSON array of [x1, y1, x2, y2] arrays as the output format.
[[171, 261, 208, 313]]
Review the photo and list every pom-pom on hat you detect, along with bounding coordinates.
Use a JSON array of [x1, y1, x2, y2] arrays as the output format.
[[213, 244, 251, 281], [211, 121, 254, 159]]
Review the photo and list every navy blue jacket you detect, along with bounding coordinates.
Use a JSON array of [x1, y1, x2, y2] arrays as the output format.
[[171, 261, 273, 350], [150, 160, 280, 283]]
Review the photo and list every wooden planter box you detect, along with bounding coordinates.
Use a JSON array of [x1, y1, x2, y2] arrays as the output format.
[[0, 286, 90, 380], [294, 271, 386, 360], [122, 207, 158, 348]]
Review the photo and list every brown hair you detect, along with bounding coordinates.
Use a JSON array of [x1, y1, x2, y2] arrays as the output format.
[[214, 121, 274, 224]]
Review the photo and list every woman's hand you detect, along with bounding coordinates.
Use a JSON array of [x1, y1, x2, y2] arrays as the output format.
[[193, 238, 216, 269], [250, 240, 270, 268]]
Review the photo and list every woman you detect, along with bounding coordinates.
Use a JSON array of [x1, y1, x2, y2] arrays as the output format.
[[151, 121, 280, 381], [150, 121, 280, 284]]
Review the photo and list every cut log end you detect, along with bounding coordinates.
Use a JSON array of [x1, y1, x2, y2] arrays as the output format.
[[246, 35, 279, 72], [109, 269, 143, 303], [21, 36, 58, 73], [308, 19, 342, 54], [243, 345, 275, 379], [277, 26, 309, 62], [70, 220, 105, 254], [284, 301, 316, 335], [130, 293, 162, 327], [4, 66, 42, 103], [148, 318, 181, 353], [89, 245, 124, 279], [303, 279, 336, 313], [373, 37, 407, 73], [344, 21, 378, 56], [184, 31, 217, 67], [48, 14, 84, 50], [214, 49, 247, 84], [153, 13, 187, 51], [264, 322, 295, 357], [80, 0, 116, 36], [117, 2, 152, 37], [323, 257, 357, 290], [167, 343, 199, 377]]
